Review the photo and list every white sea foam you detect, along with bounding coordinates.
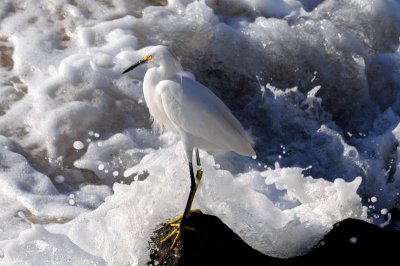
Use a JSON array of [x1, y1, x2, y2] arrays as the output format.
[[0, 0, 399, 265]]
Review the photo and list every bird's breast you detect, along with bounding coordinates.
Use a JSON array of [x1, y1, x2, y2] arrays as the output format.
[[143, 80, 173, 130]]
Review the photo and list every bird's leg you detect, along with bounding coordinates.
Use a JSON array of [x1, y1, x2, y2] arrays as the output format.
[[196, 148, 201, 167], [179, 149, 203, 228], [195, 148, 203, 197], [193, 148, 203, 189], [160, 161, 197, 249], [180, 161, 197, 228], [160, 150, 203, 250]]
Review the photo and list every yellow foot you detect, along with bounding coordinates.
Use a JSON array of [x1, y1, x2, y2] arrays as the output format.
[[164, 209, 202, 226], [160, 209, 201, 250]]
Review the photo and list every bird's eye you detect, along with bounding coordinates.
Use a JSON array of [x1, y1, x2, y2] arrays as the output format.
[[144, 55, 153, 61]]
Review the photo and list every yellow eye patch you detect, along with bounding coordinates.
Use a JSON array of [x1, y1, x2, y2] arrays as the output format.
[[144, 55, 153, 61]]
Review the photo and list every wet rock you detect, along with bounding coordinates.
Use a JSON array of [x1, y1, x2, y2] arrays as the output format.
[[149, 212, 400, 265]]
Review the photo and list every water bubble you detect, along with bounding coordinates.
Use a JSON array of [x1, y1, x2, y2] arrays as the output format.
[[349, 237, 357, 244], [94, 132, 100, 138], [113, 171, 119, 177], [371, 196, 377, 203], [252, 155, 257, 160], [68, 198, 75, 205], [73, 141, 84, 150], [98, 164, 105, 171], [54, 175, 64, 183], [381, 208, 388, 215]]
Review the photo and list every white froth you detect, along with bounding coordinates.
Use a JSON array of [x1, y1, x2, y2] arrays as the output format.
[[0, 0, 399, 264], [65, 145, 365, 264]]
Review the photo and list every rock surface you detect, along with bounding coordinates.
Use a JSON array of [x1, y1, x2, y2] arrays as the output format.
[[148, 212, 400, 265]]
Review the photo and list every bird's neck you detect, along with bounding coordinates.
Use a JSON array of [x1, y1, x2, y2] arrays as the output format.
[[144, 63, 181, 88], [142, 63, 181, 127]]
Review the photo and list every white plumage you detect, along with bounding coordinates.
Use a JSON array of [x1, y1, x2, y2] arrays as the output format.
[[140, 45, 255, 160], [122, 45, 255, 248]]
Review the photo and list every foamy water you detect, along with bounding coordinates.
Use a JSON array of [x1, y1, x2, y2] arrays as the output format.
[[0, 0, 399, 265]]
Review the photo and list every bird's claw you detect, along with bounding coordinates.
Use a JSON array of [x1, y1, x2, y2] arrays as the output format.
[[167, 223, 196, 232], [164, 209, 201, 226], [160, 228, 181, 250], [159, 224, 196, 250], [160, 210, 201, 250]]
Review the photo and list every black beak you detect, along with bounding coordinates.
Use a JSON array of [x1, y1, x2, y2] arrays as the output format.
[[122, 58, 147, 74]]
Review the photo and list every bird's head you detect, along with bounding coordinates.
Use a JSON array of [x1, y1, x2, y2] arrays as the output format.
[[122, 45, 181, 75]]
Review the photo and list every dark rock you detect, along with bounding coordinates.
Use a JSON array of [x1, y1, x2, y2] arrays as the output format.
[[299, 217, 400, 263], [148, 212, 400, 265]]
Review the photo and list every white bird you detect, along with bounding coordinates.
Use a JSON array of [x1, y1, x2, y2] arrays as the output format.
[[122, 45, 255, 249]]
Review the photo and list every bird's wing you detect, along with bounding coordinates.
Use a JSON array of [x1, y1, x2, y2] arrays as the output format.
[[157, 77, 255, 157]]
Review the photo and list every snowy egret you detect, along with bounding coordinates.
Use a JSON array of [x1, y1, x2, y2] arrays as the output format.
[[122, 45, 255, 249]]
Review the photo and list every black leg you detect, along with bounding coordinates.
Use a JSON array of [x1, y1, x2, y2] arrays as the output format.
[[160, 151, 204, 249], [196, 148, 201, 167], [195, 148, 203, 184], [180, 161, 196, 229]]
